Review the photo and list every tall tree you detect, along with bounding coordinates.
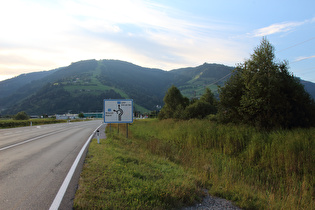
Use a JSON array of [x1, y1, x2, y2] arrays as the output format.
[[200, 87, 216, 105], [183, 88, 217, 119], [219, 38, 315, 129], [158, 85, 189, 120]]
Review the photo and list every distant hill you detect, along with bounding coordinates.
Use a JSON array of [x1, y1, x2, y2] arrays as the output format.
[[0, 69, 57, 98], [170, 63, 234, 98], [301, 80, 315, 100], [0, 59, 314, 115]]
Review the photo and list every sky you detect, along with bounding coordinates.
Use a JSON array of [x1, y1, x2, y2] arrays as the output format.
[[0, 0, 314, 82]]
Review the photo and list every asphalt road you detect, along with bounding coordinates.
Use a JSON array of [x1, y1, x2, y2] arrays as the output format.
[[0, 120, 103, 210]]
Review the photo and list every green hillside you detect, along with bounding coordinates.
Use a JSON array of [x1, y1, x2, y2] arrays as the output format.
[[1, 60, 153, 114], [171, 63, 234, 98], [0, 59, 314, 115]]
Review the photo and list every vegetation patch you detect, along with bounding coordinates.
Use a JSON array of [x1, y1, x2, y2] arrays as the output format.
[[0, 118, 68, 128], [74, 124, 203, 209], [74, 118, 314, 209], [128, 119, 314, 209]]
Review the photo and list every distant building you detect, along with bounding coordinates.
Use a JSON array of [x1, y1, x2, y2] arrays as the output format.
[[83, 112, 103, 118], [56, 114, 78, 120]]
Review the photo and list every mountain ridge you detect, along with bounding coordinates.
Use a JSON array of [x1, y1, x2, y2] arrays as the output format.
[[0, 59, 314, 115]]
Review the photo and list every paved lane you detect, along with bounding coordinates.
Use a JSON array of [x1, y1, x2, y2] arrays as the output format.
[[0, 120, 102, 210]]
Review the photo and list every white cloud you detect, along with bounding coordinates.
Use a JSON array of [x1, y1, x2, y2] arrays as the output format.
[[251, 17, 315, 37], [294, 55, 315, 62], [0, 0, 247, 79], [252, 21, 305, 37]]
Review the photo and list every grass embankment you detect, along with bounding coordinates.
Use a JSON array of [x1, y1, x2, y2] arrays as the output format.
[[0, 118, 88, 128], [74, 125, 203, 209], [74, 119, 314, 209]]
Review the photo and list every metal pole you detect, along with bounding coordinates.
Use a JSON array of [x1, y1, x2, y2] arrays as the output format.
[[126, 123, 128, 138], [97, 130, 100, 144]]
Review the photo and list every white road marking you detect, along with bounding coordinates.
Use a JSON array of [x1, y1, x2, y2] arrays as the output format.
[[0, 132, 58, 151], [49, 123, 103, 210]]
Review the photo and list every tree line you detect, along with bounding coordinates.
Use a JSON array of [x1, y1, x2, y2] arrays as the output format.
[[159, 38, 315, 130]]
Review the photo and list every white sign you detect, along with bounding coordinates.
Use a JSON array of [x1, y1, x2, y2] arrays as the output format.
[[104, 99, 133, 123]]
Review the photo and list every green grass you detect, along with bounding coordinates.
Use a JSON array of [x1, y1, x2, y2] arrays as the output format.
[[129, 119, 314, 209], [74, 119, 314, 209], [179, 83, 218, 99], [74, 124, 203, 209]]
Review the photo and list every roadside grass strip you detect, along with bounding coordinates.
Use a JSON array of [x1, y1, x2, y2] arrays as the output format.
[[74, 119, 314, 209], [73, 130, 203, 209], [128, 119, 314, 209]]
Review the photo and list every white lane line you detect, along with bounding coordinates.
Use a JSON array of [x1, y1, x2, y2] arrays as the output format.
[[49, 123, 103, 210], [0, 123, 93, 151], [0, 132, 58, 152]]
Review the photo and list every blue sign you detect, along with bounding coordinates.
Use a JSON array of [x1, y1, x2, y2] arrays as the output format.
[[104, 99, 133, 123]]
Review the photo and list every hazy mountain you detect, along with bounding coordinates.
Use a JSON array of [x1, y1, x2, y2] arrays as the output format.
[[0, 59, 314, 115], [0, 69, 57, 98]]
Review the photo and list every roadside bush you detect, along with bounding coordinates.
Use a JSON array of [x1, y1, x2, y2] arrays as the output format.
[[159, 86, 217, 120], [14, 111, 29, 120], [183, 101, 216, 119]]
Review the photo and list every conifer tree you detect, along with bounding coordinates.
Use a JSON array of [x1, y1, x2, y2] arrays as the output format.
[[219, 38, 315, 129], [158, 85, 189, 119]]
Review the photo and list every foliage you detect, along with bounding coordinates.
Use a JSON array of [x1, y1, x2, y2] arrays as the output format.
[[200, 87, 216, 104], [0, 70, 56, 99], [158, 85, 189, 119], [171, 63, 235, 98], [159, 86, 217, 120], [219, 38, 315, 129], [2, 58, 315, 116], [78, 113, 84, 118], [6, 83, 123, 115], [0, 60, 240, 115], [13, 111, 29, 120], [0, 118, 68, 128], [129, 119, 314, 209], [73, 124, 203, 209], [183, 101, 215, 119]]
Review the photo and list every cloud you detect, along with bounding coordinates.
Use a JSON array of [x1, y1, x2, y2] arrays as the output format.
[[0, 0, 247, 78], [250, 17, 315, 37], [294, 55, 315, 62], [252, 21, 305, 37]]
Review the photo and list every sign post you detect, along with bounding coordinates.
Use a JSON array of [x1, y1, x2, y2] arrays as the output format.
[[97, 130, 100, 144], [104, 99, 133, 138]]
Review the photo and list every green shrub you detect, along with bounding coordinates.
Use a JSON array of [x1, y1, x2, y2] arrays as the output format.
[[13, 111, 29, 120]]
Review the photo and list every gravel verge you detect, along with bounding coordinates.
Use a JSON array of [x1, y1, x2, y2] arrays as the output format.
[[182, 190, 241, 210]]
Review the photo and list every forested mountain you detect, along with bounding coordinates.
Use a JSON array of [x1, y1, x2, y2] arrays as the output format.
[[0, 69, 57, 98], [170, 63, 234, 97], [0, 59, 314, 115]]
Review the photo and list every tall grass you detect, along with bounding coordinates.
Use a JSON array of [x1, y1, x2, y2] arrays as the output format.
[[129, 119, 314, 209], [74, 125, 204, 209]]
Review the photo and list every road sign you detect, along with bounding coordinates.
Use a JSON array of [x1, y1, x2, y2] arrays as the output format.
[[104, 99, 133, 123]]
